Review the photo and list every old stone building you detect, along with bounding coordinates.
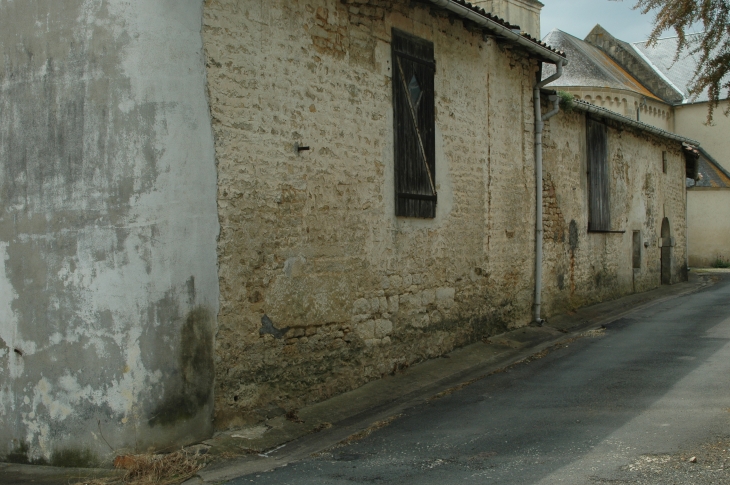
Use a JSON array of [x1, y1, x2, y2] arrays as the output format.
[[542, 25, 730, 268], [203, 0, 694, 429], [203, 0, 571, 429], [540, 99, 695, 316], [0, 0, 697, 466]]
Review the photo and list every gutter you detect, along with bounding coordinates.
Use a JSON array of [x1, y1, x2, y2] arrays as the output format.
[[571, 99, 700, 145], [426, 0, 568, 64], [532, 61, 564, 325]]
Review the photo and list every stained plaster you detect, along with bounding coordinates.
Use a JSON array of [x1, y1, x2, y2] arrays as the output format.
[[0, 0, 218, 463]]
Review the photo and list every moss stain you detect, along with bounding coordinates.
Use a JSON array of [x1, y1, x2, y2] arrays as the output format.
[[50, 448, 97, 468], [148, 306, 214, 427], [5, 441, 47, 465]]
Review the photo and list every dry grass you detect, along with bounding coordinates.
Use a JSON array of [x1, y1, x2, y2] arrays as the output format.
[[334, 414, 403, 448], [285, 409, 304, 423], [73, 450, 205, 485], [312, 422, 333, 432], [430, 378, 483, 401], [581, 327, 606, 338]]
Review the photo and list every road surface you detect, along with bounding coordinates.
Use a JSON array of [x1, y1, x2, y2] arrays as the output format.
[[229, 275, 730, 484]]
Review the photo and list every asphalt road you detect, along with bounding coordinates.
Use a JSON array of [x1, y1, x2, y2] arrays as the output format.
[[229, 275, 730, 484]]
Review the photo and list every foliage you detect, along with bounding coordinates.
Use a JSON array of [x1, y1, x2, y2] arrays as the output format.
[[557, 91, 576, 112], [711, 256, 730, 268], [632, 0, 729, 122]]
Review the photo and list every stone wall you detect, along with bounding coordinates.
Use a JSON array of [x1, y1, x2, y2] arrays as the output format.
[[687, 189, 730, 267], [541, 106, 688, 316], [0, 0, 219, 465], [203, 0, 540, 427], [674, 103, 730, 172]]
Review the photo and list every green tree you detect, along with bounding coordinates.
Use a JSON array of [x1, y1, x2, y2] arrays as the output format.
[[633, 0, 729, 121]]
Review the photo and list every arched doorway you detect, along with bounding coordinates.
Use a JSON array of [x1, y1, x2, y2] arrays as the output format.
[[661, 218, 671, 285]]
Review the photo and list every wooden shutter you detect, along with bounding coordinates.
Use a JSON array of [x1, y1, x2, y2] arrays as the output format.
[[587, 117, 610, 231], [392, 29, 436, 218]]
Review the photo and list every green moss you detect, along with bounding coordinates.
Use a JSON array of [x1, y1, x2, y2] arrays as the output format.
[[149, 306, 214, 427], [5, 441, 48, 465], [50, 448, 97, 468], [5, 441, 30, 464]]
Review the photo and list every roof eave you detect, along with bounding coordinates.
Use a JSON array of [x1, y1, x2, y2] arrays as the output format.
[[569, 98, 699, 145], [426, 0, 567, 64]]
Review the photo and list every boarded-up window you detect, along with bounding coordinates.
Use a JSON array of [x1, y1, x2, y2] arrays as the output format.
[[392, 29, 436, 218], [587, 117, 609, 231]]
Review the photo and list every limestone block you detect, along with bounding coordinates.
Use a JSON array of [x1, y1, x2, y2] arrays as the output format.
[[399, 293, 421, 313], [411, 313, 430, 328], [374, 319, 393, 338], [378, 297, 388, 312], [436, 287, 455, 308], [387, 296, 399, 313], [369, 297, 381, 312], [381, 276, 390, 289], [352, 298, 371, 314], [355, 320, 376, 340]]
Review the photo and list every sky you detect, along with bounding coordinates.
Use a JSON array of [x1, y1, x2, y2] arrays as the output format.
[[540, 0, 658, 42]]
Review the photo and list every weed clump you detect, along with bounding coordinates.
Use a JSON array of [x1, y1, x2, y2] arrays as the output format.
[[73, 450, 204, 485]]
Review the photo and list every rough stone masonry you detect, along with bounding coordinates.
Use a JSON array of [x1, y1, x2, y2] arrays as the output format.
[[205, 0, 551, 427]]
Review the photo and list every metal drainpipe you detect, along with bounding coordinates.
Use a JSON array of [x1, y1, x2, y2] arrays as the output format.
[[685, 182, 689, 276], [533, 61, 564, 325]]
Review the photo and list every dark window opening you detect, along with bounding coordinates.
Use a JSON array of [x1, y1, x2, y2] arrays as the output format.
[[392, 28, 436, 218], [662, 151, 668, 174], [661, 218, 672, 285], [632, 231, 641, 269], [587, 117, 610, 231]]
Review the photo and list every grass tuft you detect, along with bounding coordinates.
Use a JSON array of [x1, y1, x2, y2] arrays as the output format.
[[73, 450, 204, 485]]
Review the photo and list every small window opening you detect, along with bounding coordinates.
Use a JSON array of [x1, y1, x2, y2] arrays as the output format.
[[662, 151, 667, 174], [408, 74, 422, 107], [632, 231, 642, 269]]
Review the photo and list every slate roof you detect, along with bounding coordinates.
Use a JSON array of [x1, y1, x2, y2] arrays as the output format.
[[691, 147, 730, 188], [541, 29, 658, 99], [632, 33, 718, 103]]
